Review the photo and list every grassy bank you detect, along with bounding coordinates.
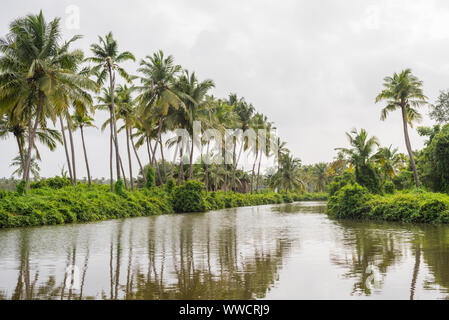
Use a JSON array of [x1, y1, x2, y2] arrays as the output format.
[[327, 183, 449, 224], [0, 179, 327, 229]]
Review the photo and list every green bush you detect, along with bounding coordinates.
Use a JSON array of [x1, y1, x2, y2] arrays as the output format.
[[172, 180, 207, 213], [16, 180, 26, 195], [383, 181, 395, 194], [327, 183, 372, 219], [145, 167, 156, 189], [328, 170, 355, 196], [114, 179, 127, 197], [327, 185, 449, 224], [30, 177, 72, 189], [164, 178, 175, 194], [355, 164, 382, 194]]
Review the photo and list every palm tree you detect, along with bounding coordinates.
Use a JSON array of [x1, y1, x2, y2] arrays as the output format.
[[226, 94, 253, 191], [269, 152, 304, 192], [0, 11, 94, 188], [10, 150, 40, 180], [135, 50, 184, 183], [72, 112, 96, 186], [174, 70, 215, 180], [336, 128, 379, 168], [116, 85, 140, 190], [88, 32, 135, 184], [374, 145, 406, 181], [375, 69, 427, 187]]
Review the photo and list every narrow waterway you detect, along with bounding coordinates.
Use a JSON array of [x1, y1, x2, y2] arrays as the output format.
[[0, 201, 448, 300]]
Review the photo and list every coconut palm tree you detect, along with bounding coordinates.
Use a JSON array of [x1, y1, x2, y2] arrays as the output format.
[[269, 152, 304, 192], [135, 50, 184, 183], [87, 32, 135, 184], [375, 69, 427, 187], [173, 70, 215, 180], [373, 145, 405, 181], [10, 150, 40, 180], [336, 128, 379, 168], [72, 112, 96, 186], [0, 11, 94, 188]]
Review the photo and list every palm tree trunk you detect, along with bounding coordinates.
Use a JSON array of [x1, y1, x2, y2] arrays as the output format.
[[159, 138, 167, 183], [231, 141, 237, 191], [151, 138, 163, 186], [23, 94, 43, 188], [251, 149, 259, 193], [146, 137, 152, 165], [401, 105, 419, 188], [67, 117, 77, 185], [170, 137, 180, 179], [80, 126, 92, 186], [126, 127, 134, 191], [214, 163, 219, 191], [131, 134, 145, 182], [189, 138, 194, 180], [157, 119, 167, 183], [119, 154, 128, 189], [256, 149, 263, 191], [205, 142, 210, 191], [15, 135, 25, 174], [109, 67, 121, 181], [59, 116, 73, 183], [178, 144, 184, 185], [109, 131, 114, 191]]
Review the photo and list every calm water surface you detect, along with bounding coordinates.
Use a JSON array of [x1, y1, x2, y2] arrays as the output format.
[[1, 201, 449, 300]]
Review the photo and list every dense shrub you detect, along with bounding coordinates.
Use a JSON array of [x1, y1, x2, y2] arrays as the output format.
[[114, 179, 127, 197], [30, 177, 71, 189], [16, 180, 26, 195], [383, 181, 395, 194], [172, 180, 207, 213], [328, 170, 355, 196], [145, 167, 156, 189], [327, 183, 372, 219], [0, 178, 328, 229], [164, 178, 175, 194], [327, 185, 449, 224], [355, 164, 382, 194]]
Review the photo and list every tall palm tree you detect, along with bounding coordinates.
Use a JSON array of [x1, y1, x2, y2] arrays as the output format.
[[174, 70, 215, 180], [88, 32, 135, 184], [135, 50, 184, 183], [72, 112, 96, 186], [116, 85, 140, 190], [0, 11, 94, 188], [375, 69, 427, 188]]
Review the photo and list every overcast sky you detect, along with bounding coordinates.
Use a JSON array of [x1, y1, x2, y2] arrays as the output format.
[[1, 0, 448, 179]]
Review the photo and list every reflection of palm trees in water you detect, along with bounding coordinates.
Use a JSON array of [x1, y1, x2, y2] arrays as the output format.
[[330, 221, 406, 296]]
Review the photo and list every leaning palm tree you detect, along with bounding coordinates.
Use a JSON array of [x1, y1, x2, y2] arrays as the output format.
[[87, 32, 135, 184], [375, 69, 427, 187], [0, 11, 94, 188], [269, 152, 304, 192], [72, 112, 96, 186]]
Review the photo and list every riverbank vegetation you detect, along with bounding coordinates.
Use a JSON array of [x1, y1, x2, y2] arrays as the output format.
[[0, 177, 325, 228], [327, 69, 449, 224]]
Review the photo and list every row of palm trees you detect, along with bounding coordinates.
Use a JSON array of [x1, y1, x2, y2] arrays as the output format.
[[0, 11, 285, 192]]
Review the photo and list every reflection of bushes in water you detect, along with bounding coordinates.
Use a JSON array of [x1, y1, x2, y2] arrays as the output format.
[[272, 203, 326, 214], [420, 225, 449, 291], [331, 218, 449, 296]]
